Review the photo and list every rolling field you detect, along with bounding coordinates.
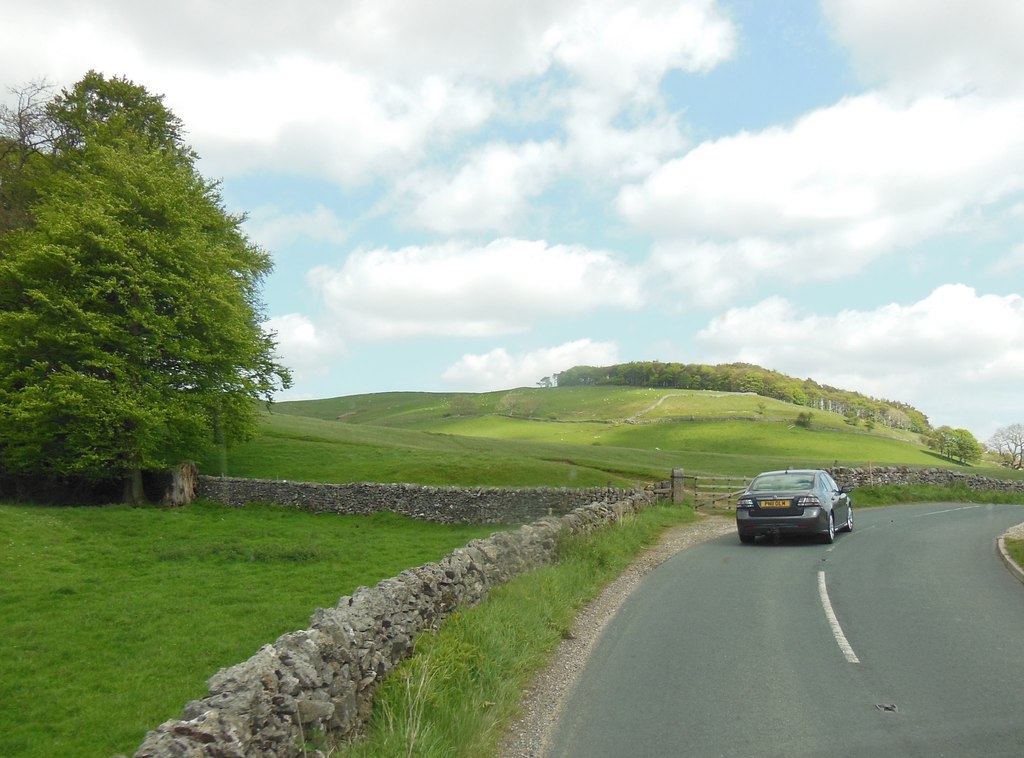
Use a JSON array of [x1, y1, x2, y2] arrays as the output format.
[[205, 386, 994, 486]]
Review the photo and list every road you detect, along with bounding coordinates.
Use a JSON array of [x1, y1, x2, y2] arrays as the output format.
[[548, 502, 1024, 757]]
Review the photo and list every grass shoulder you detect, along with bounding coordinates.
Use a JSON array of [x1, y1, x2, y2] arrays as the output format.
[[1006, 538, 1024, 567], [847, 484, 1024, 507], [339, 502, 696, 758]]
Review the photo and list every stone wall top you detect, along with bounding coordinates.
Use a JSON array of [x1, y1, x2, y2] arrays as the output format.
[[197, 475, 640, 524]]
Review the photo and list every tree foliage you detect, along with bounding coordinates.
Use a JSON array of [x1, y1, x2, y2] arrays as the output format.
[[926, 426, 983, 465], [555, 361, 932, 434], [795, 411, 814, 429], [0, 72, 290, 498]]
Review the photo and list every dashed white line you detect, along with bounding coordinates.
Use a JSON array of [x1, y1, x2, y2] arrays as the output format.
[[818, 570, 860, 664], [918, 505, 982, 518]]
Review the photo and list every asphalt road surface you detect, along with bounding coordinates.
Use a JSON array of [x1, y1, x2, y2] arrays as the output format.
[[548, 502, 1024, 758]]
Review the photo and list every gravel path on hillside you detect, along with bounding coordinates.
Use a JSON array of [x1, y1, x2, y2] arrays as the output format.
[[497, 514, 735, 758]]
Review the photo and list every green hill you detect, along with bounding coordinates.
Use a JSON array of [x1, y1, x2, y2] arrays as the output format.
[[197, 386, 990, 487], [555, 362, 931, 434]]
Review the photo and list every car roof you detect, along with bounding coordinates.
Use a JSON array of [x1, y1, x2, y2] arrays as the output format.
[[753, 467, 823, 479], [747, 470, 820, 492]]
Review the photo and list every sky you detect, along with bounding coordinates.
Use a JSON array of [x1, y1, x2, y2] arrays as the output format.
[[2, 0, 1023, 440]]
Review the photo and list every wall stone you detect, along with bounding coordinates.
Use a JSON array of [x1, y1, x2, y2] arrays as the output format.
[[132, 490, 657, 757], [197, 475, 637, 524], [828, 466, 1024, 494]]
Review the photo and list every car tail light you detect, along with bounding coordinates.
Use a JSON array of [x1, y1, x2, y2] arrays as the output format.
[[737, 497, 755, 509], [796, 496, 821, 508]]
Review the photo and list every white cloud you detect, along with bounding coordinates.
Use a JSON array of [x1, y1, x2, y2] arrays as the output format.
[[551, 0, 736, 98], [442, 338, 620, 390], [402, 141, 564, 234], [562, 94, 687, 181], [988, 243, 1024, 274], [245, 204, 349, 249], [694, 285, 1024, 435], [620, 92, 1024, 299], [643, 237, 838, 310], [308, 238, 645, 340], [264, 312, 346, 386], [822, 0, 1024, 96], [2, 0, 735, 189], [173, 63, 496, 184]]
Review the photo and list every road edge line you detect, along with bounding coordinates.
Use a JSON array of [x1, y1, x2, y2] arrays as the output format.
[[817, 570, 860, 664]]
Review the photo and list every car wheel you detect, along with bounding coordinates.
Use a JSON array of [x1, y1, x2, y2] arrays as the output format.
[[739, 532, 755, 544], [822, 512, 835, 544], [841, 506, 854, 533]]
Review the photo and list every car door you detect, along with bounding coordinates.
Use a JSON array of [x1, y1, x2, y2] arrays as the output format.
[[822, 472, 848, 525]]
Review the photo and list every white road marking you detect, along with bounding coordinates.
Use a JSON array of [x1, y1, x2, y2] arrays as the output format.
[[918, 505, 982, 518], [818, 571, 860, 664]]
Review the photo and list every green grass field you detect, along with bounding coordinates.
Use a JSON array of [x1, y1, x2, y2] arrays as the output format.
[[197, 387, 1010, 488], [0, 501, 501, 758]]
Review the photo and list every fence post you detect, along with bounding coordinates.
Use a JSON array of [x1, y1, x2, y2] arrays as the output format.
[[671, 468, 685, 504]]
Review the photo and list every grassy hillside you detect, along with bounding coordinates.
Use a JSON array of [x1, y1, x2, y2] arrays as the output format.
[[273, 386, 920, 437], [198, 387, 993, 486]]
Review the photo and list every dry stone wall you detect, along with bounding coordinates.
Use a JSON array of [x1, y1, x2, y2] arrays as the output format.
[[132, 489, 656, 757], [829, 466, 1024, 494], [197, 475, 636, 524]]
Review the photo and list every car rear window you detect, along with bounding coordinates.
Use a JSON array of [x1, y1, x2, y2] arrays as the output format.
[[749, 474, 814, 492]]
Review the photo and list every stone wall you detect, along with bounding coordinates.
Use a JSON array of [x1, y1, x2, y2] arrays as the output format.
[[197, 475, 637, 524], [829, 466, 1024, 494], [132, 489, 657, 757]]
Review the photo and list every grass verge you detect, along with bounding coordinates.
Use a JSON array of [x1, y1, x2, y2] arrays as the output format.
[[1006, 539, 1024, 568], [0, 500, 501, 758], [847, 483, 1024, 507], [339, 502, 697, 758]]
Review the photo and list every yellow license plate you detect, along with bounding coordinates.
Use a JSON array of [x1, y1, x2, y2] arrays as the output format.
[[760, 499, 791, 508]]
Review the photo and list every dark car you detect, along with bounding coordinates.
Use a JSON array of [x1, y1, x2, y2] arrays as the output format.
[[735, 469, 852, 544]]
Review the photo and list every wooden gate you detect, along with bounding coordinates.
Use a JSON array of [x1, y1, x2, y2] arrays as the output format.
[[692, 475, 750, 508], [672, 469, 750, 508]]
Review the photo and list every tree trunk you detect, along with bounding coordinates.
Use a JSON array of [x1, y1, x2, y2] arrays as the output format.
[[123, 468, 145, 505], [162, 462, 197, 507]]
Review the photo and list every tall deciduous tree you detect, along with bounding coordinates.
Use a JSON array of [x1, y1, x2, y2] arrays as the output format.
[[0, 72, 291, 501], [0, 79, 55, 234], [989, 423, 1024, 470], [949, 428, 983, 465], [929, 426, 983, 465]]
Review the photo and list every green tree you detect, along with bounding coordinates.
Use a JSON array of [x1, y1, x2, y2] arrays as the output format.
[[949, 428, 983, 465], [927, 426, 982, 464], [0, 72, 290, 501], [927, 426, 955, 458]]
